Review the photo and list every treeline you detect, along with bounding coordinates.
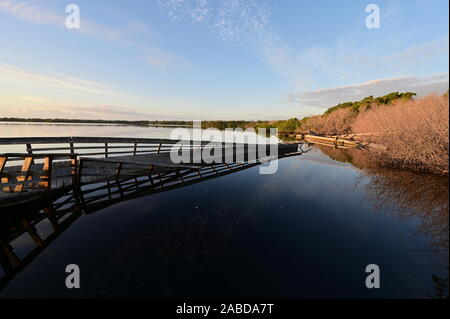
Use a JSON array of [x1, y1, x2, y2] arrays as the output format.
[[199, 92, 420, 134], [0, 117, 194, 127], [267, 91, 419, 135], [323, 92, 416, 114]]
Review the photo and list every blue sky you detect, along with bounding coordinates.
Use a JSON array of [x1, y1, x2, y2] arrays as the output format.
[[0, 0, 448, 120]]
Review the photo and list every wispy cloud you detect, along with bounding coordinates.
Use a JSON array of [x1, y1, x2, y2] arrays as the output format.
[[0, 104, 159, 120], [0, 64, 121, 96], [284, 73, 449, 110], [145, 47, 190, 70], [0, 0, 125, 42], [370, 37, 449, 67], [22, 96, 48, 103], [0, 0, 187, 70], [68, 105, 157, 118], [160, 0, 270, 44], [159, 1, 449, 89]]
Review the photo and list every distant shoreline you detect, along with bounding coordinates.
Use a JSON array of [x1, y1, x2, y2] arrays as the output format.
[[0, 118, 193, 127]]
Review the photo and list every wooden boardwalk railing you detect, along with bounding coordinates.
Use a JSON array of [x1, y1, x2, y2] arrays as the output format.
[[0, 137, 217, 196], [0, 136, 221, 158], [0, 136, 304, 201]]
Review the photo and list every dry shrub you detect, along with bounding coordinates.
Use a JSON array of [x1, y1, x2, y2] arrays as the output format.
[[300, 115, 325, 134], [352, 94, 449, 175], [301, 107, 355, 135], [320, 107, 355, 135]]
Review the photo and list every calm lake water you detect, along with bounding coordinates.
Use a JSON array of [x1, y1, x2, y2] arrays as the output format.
[[0, 123, 448, 298]]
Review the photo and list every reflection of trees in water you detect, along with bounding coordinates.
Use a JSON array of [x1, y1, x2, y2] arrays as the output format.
[[364, 170, 448, 253], [318, 145, 448, 253], [364, 169, 449, 299], [314, 145, 380, 169], [318, 145, 449, 298]]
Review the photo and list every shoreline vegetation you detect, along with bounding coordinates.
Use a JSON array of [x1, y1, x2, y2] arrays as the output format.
[[1, 91, 448, 175]]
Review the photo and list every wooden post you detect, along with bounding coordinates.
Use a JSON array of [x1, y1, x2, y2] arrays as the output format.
[[70, 155, 77, 186], [69, 142, 75, 154], [77, 159, 84, 183], [106, 180, 112, 199], [115, 162, 122, 179], [157, 143, 162, 154], [148, 165, 154, 185], [14, 156, 33, 192], [105, 143, 109, 158], [26, 143, 34, 165], [40, 155, 53, 190], [133, 142, 138, 156], [0, 156, 11, 192], [176, 168, 184, 183], [116, 179, 124, 197], [26, 143, 33, 155]]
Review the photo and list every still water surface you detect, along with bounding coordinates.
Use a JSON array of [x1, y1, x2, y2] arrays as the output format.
[[0, 123, 448, 298]]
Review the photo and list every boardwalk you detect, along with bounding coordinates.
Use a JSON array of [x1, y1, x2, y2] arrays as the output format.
[[0, 142, 309, 290], [0, 136, 305, 207]]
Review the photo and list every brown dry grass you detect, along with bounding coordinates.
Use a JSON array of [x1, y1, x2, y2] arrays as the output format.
[[301, 107, 355, 135], [352, 94, 449, 175]]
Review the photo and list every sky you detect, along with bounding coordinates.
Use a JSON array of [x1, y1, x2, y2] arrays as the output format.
[[0, 0, 448, 120]]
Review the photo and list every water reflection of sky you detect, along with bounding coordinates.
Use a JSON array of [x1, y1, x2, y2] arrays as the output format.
[[1, 145, 447, 299]]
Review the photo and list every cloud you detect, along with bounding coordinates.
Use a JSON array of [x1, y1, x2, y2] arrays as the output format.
[[0, 0, 62, 24], [68, 105, 157, 118], [0, 64, 121, 96], [0, 0, 125, 42], [22, 96, 47, 103], [262, 36, 450, 90], [283, 74, 449, 110], [362, 37, 449, 68], [159, 1, 449, 90], [159, 0, 270, 44], [145, 48, 190, 70], [0, 104, 159, 120], [0, 0, 187, 70]]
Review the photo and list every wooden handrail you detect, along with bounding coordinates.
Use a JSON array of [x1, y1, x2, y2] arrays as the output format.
[[0, 136, 218, 145], [0, 153, 77, 159], [0, 136, 269, 146]]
